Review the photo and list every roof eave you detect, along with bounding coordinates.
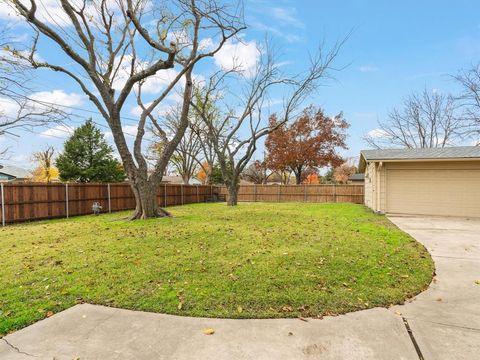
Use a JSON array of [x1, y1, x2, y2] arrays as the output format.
[[361, 157, 480, 163]]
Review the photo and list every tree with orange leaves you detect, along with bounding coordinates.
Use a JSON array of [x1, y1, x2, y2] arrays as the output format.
[[333, 163, 357, 184], [303, 172, 320, 184], [265, 106, 349, 184], [196, 161, 209, 184]]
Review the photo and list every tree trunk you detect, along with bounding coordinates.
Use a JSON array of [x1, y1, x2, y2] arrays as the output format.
[[226, 183, 240, 206], [182, 174, 190, 185], [130, 179, 171, 219], [295, 172, 302, 185]]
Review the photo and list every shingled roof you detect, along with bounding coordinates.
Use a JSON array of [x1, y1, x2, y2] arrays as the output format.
[[0, 164, 30, 179], [359, 146, 480, 172]]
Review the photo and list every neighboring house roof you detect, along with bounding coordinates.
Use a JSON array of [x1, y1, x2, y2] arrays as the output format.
[[348, 173, 364, 181], [0, 164, 31, 179], [161, 176, 202, 185], [359, 146, 480, 172], [240, 179, 254, 185]]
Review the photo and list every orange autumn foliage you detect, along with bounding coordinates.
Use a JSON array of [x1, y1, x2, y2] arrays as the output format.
[[303, 173, 320, 184], [196, 161, 209, 184]]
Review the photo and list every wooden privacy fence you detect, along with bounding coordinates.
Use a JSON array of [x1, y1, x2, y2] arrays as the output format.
[[0, 182, 220, 225], [219, 184, 364, 204]]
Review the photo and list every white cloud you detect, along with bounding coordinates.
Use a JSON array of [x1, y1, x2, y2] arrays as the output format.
[[111, 54, 186, 96], [214, 40, 260, 77], [0, 0, 122, 27], [141, 69, 182, 94], [271, 7, 304, 29], [199, 37, 216, 52], [122, 125, 138, 136], [29, 90, 83, 108], [359, 65, 380, 73], [249, 20, 304, 44], [40, 124, 74, 138], [0, 0, 71, 26], [0, 97, 21, 118], [367, 128, 389, 139], [0, 90, 82, 120]]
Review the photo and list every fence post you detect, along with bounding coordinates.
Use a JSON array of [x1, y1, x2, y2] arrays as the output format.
[[196, 185, 199, 202], [164, 184, 167, 207], [65, 183, 69, 218], [304, 184, 307, 202], [181, 184, 184, 205], [254, 184, 257, 202], [277, 184, 280, 202], [1, 183, 4, 227], [107, 183, 111, 213], [333, 184, 336, 203], [210, 185, 213, 199]]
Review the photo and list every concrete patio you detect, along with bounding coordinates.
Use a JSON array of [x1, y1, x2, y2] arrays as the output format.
[[1, 215, 479, 359]]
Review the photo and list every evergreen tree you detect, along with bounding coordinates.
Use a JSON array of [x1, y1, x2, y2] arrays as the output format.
[[56, 119, 125, 183], [209, 165, 224, 185]]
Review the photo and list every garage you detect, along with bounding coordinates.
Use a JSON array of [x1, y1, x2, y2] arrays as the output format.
[[359, 147, 480, 217]]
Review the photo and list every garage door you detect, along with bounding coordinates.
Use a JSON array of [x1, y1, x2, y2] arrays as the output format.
[[386, 169, 480, 217]]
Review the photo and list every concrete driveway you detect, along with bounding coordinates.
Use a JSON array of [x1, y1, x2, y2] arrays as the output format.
[[388, 215, 480, 360], [1, 215, 479, 359]]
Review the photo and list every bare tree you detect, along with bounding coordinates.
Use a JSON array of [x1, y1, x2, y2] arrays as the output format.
[[192, 40, 345, 205], [453, 63, 480, 143], [31, 145, 58, 183], [162, 105, 202, 184], [176, 86, 223, 185], [6, 0, 244, 218], [364, 89, 464, 149], [0, 29, 64, 157], [241, 160, 274, 184]]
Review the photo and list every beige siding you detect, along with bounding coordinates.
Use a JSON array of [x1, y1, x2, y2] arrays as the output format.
[[364, 162, 374, 209], [378, 164, 386, 212], [364, 162, 386, 213], [385, 161, 480, 217]]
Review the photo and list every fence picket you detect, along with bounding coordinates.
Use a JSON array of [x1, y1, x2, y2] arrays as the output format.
[[219, 184, 364, 204], [0, 183, 221, 224]]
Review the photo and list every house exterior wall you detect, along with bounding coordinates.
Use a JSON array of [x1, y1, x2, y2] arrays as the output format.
[[364, 162, 374, 209], [364, 161, 386, 213], [365, 160, 480, 217]]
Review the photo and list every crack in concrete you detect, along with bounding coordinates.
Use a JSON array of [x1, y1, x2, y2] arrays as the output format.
[[402, 317, 424, 360], [1, 337, 38, 357], [405, 317, 480, 332]]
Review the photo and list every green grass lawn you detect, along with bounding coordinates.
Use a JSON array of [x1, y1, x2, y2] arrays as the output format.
[[0, 203, 434, 335]]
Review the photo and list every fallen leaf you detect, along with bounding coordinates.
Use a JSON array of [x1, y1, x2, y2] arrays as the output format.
[[203, 327, 215, 335], [177, 301, 183, 310], [288, 332, 294, 336], [298, 316, 308, 322], [46, 311, 54, 317], [394, 311, 402, 316], [237, 305, 243, 314], [475, 280, 480, 285]]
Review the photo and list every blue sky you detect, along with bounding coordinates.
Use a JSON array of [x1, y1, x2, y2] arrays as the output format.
[[1, 0, 480, 169]]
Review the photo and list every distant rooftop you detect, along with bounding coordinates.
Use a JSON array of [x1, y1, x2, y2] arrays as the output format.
[[349, 173, 365, 181], [361, 146, 480, 161], [161, 175, 202, 185], [0, 164, 31, 179]]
